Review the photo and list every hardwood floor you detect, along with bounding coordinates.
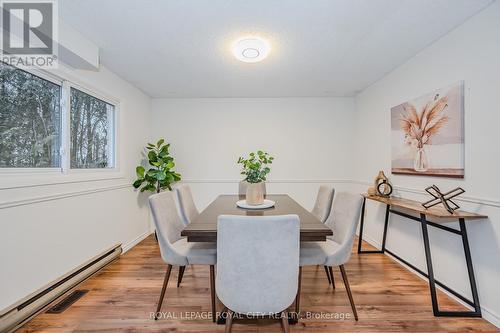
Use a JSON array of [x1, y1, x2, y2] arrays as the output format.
[[18, 235, 498, 332]]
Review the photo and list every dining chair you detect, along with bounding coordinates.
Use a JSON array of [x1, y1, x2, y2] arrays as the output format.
[[216, 214, 300, 333], [311, 185, 335, 223], [297, 192, 363, 321], [176, 184, 199, 226], [149, 191, 217, 322], [310, 185, 335, 284], [238, 180, 266, 196]]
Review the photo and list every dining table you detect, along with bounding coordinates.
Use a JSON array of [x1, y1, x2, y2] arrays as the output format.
[[181, 193, 332, 325], [181, 194, 333, 242]]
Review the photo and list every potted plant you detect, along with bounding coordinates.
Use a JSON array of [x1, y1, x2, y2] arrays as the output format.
[[133, 139, 181, 193], [237, 150, 274, 205]]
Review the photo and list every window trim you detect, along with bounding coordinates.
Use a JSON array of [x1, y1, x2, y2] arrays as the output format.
[[0, 63, 121, 180]]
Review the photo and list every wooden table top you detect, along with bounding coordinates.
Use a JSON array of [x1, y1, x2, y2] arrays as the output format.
[[181, 194, 333, 242], [362, 194, 488, 220]]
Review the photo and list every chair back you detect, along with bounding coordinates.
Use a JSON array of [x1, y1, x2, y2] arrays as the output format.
[[216, 215, 300, 315], [149, 191, 189, 266], [177, 185, 199, 225], [311, 185, 335, 223], [325, 192, 363, 263], [238, 181, 266, 196]]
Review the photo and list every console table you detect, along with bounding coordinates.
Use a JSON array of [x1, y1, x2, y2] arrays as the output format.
[[357, 194, 487, 318]]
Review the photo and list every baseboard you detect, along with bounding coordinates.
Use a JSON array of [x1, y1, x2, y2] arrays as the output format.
[[482, 306, 500, 329], [359, 235, 500, 328], [122, 229, 152, 253], [0, 244, 122, 332]]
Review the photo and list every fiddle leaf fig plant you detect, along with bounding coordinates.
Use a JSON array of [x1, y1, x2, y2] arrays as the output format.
[[237, 150, 274, 183], [133, 138, 181, 193]]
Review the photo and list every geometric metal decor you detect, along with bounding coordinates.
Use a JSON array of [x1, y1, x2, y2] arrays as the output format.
[[422, 185, 465, 214]]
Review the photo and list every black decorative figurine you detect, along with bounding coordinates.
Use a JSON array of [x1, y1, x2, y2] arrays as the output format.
[[422, 185, 465, 214]]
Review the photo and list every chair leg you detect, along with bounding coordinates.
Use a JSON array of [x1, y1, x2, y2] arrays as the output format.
[[329, 266, 335, 289], [225, 309, 234, 333], [339, 265, 358, 321], [294, 267, 302, 321], [177, 266, 185, 287], [210, 265, 216, 323], [323, 266, 332, 284], [281, 311, 290, 333], [155, 264, 172, 320]]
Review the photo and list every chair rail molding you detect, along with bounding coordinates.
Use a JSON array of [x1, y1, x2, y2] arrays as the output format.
[[352, 180, 500, 208], [180, 178, 355, 184], [0, 175, 127, 191], [0, 183, 131, 210]]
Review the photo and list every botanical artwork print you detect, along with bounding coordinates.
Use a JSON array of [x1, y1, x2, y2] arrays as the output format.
[[391, 82, 464, 178]]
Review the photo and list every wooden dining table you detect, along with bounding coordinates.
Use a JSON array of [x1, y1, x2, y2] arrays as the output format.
[[181, 194, 333, 242]]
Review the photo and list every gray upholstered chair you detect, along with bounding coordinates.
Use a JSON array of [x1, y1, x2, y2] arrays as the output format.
[[149, 191, 217, 321], [216, 214, 300, 333], [310, 185, 335, 284], [297, 192, 364, 321], [238, 180, 266, 196], [176, 184, 199, 226], [311, 185, 335, 223]]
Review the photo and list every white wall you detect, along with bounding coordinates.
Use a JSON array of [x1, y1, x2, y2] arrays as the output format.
[[0, 64, 152, 310], [353, 1, 500, 327], [151, 98, 356, 210]]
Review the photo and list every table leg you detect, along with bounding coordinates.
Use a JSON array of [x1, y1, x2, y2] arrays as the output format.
[[357, 197, 366, 253], [381, 204, 390, 253], [420, 213, 439, 316], [358, 199, 388, 254], [457, 219, 482, 316], [419, 215, 482, 317]]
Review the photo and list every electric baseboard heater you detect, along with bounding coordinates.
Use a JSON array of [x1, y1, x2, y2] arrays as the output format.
[[0, 243, 122, 332]]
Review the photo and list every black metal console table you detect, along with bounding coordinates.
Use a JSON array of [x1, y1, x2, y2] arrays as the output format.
[[357, 194, 487, 318]]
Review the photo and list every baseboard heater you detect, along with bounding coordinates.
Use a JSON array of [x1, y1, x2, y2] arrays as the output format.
[[0, 243, 122, 332]]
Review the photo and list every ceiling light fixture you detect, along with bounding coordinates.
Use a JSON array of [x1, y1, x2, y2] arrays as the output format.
[[232, 37, 271, 63]]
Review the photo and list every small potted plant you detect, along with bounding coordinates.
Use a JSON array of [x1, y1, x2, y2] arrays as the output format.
[[133, 139, 181, 193], [237, 150, 274, 205]]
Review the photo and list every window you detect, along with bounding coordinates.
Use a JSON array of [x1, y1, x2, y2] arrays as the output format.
[[0, 62, 118, 173], [0, 62, 61, 168], [70, 88, 115, 169]]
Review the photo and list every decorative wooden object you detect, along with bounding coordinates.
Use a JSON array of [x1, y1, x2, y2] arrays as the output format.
[[422, 185, 465, 214], [368, 171, 393, 197]]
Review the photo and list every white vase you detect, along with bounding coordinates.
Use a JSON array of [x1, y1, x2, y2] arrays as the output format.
[[246, 182, 265, 205]]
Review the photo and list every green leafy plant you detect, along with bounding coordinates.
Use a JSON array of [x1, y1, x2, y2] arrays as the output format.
[[237, 150, 274, 184], [133, 139, 181, 193]]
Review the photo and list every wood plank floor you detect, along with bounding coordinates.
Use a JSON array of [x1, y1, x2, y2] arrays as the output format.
[[18, 235, 499, 332]]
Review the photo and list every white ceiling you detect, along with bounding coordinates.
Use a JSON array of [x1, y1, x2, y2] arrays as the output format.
[[60, 0, 493, 98]]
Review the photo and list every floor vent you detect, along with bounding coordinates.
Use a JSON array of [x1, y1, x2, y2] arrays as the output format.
[[47, 290, 89, 314]]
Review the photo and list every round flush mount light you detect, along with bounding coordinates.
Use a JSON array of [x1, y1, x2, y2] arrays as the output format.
[[232, 37, 271, 63]]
